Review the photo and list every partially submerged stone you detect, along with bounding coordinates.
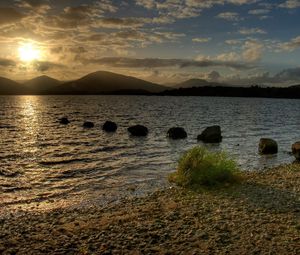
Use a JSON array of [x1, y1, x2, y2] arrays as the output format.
[[167, 127, 187, 139], [128, 125, 148, 136], [59, 117, 70, 125], [197, 125, 222, 143], [259, 138, 278, 155], [83, 121, 94, 128], [103, 121, 117, 132]]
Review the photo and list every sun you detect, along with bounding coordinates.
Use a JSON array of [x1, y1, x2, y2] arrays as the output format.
[[18, 43, 41, 62]]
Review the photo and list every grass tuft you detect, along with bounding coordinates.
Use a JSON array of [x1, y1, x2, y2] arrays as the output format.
[[169, 146, 240, 187]]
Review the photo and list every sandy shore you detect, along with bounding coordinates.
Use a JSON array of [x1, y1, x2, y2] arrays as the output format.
[[1, 163, 300, 255]]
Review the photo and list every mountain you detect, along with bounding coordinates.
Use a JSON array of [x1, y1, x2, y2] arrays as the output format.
[[24, 75, 61, 93], [0, 77, 23, 94], [175, 79, 228, 89], [54, 71, 167, 94]]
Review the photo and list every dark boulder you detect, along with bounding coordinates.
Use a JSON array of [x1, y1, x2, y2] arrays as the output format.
[[167, 127, 187, 139], [59, 117, 70, 125], [292, 142, 300, 161], [128, 125, 148, 136], [259, 138, 278, 154], [102, 121, 118, 132], [83, 121, 94, 128], [197, 125, 222, 143]]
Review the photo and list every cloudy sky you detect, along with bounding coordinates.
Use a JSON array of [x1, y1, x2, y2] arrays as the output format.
[[0, 0, 300, 85]]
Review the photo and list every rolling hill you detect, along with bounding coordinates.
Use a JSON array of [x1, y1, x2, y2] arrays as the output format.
[[24, 75, 61, 93], [0, 77, 23, 95], [53, 71, 167, 94]]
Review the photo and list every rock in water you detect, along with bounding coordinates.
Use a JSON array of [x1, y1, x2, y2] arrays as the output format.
[[259, 138, 278, 154], [292, 142, 300, 161], [59, 117, 70, 125], [128, 125, 148, 136], [103, 121, 118, 132], [83, 121, 94, 128], [197, 125, 222, 143], [167, 127, 187, 139]]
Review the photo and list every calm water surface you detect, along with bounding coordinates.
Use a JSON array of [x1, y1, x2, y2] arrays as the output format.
[[1, 96, 299, 213]]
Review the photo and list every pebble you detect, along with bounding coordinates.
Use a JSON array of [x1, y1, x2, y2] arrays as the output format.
[[1, 164, 300, 254]]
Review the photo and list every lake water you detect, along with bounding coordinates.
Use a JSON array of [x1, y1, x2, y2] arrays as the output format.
[[1, 95, 299, 214]]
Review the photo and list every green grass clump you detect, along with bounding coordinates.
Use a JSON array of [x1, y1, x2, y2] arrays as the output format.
[[169, 146, 240, 187]]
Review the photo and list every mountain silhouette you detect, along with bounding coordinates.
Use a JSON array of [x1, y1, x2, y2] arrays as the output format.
[[0, 72, 300, 98], [24, 75, 61, 93], [0, 77, 23, 94], [54, 71, 167, 94]]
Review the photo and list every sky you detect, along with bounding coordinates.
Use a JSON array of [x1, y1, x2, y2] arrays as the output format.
[[0, 0, 300, 86]]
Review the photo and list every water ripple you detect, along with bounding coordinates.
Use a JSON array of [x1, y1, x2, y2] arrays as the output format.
[[0, 95, 299, 213]]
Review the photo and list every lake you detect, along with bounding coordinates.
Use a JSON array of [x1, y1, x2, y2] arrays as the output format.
[[1, 95, 299, 214]]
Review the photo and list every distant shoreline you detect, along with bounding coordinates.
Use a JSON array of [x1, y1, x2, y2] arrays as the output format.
[[1, 85, 300, 99], [1, 163, 299, 254], [1, 93, 300, 100]]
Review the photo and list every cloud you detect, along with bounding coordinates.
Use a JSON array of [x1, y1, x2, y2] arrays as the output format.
[[279, 36, 300, 51], [95, 17, 150, 28], [135, 0, 156, 9], [186, 0, 259, 8], [279, 0, 300, 9], [0, 7, 24, 26], [42, 2, 118, 30], [242, 40, 264, 62], [0, 0, 297, 85], [33, 61, 65, 72], [224, 67, 300, 86], [275, 67, 300, 80], [16, 0, 51, 13], [248, 9, 270, 15], [207, 70, 221, 81], [211, 40, 264, 63], [0, 58, 16, 67], [248, 8, 271, 19], [192, 37, 211, 43], [80, 57, 255, 70], [238, 28, 267, 35], [216, 52, 240, 62], [225, 39, 242, 45], [136, 0, 259, 23], [216, 12, 241, 21], [84, 30, 185, 49]]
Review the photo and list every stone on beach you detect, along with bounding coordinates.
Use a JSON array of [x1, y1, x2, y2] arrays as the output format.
[[259, 138, 278, 155], [59, 117, 70, 125], [197, 125, 222, 143], [292, 142, 300, 161], [102, 121, 118, 132], [83, 121, 94, 128], [167, 127, 187, 139], [128, 125, 148, 136]]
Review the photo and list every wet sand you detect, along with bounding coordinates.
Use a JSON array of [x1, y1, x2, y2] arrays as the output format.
[[1, 163, 300, 254]]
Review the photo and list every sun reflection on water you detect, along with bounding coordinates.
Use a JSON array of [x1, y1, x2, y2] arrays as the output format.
[[18, 96, 41, 153]]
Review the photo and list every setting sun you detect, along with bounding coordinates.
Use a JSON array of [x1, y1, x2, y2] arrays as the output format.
[[18, 43, 41, 62]]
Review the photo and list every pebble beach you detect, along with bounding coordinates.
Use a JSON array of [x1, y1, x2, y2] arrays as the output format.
[[1, 163, 300, 254]]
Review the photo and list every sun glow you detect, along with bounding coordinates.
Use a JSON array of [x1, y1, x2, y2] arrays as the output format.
[[18, 43, 41, 62]]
